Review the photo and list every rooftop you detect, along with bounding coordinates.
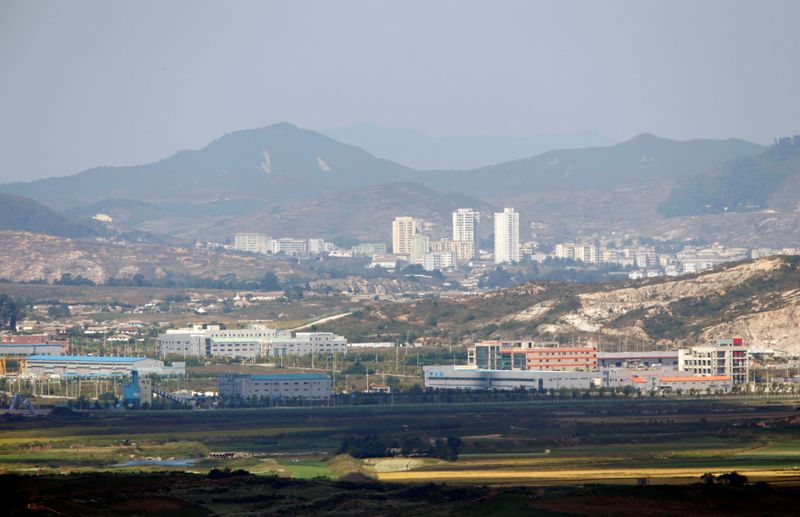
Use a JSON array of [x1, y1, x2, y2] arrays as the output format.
[[244, 374, 329, 381], [27, 355, 149, 363]]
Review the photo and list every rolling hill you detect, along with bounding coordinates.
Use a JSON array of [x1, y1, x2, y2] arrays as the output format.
[[0, 124, 771, 245], [423, 133, 764, 197], [0, 123, 416, 208], [323, 122, 616, 170], [319, 256, 800, 352], [0, 192, 107, 238], [660, 136, 800, 216]]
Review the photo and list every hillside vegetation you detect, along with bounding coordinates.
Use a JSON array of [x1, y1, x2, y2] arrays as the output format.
[[320, 256, 800, 351], [660, 136, 800, 216]]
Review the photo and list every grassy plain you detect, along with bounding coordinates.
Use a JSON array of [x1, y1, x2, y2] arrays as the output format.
[[1, 397, 799, 487]]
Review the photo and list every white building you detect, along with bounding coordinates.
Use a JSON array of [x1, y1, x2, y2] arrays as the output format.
[[422, 251, 457, 272], [452, 208, 480, 259], [262, 332, 348, 357], [494, 208, 520, 264], [424, 365, 600, 391], [307, 239, 326, 254], [159, 324, 286, 357], [26, 355, 173, 378], [679, 338, 749, 384], [410, 234, 430, 265], [234, 233, 271, 254], [272, 238, 308, 255], [392, 216, 420, 255]]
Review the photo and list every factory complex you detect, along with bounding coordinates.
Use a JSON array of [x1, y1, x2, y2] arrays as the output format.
[[158, 324, 347, 359], [424, 338, 750, 393]]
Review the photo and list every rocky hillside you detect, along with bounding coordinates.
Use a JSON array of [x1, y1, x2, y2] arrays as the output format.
[[0, 231, 305, 284], [320, 256, 800, 352]]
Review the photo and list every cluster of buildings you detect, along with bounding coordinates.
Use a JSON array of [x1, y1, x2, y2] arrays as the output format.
[[424, 338, 750, 393], [549, 242, 773, 279], [158, 324, 347, 359], [371, 207, 522, 272], [233, 233, 340, 256]]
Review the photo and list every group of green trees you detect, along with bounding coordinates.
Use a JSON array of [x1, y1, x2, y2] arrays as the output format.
[[0, 294, 21, 331], [338, 434, 462, 461]]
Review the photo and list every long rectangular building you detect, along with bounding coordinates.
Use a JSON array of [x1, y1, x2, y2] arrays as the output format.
[[424, 365, 601, 391], [25, 355, 169, 378], [219, 373, 331, 400], [425, 365, 733, 393]]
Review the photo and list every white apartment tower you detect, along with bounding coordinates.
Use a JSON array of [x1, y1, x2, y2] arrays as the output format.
[[494, 208, 520, 264], [234, 233, 271, 254], [452, 208, 480, 259], [392, 216, 419, 255]]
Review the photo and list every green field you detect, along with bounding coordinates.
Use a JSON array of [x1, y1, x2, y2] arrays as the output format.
[[1, 398, 799, 486]]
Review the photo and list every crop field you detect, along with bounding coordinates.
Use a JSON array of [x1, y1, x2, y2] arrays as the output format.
[[1, 398, 799, 488]]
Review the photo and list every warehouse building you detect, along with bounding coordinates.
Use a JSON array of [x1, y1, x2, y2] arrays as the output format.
[[218, 373, 331, 400], [423, 365, 601, 391], [25, 355, 184, 378], [602, 369, 733, 392]]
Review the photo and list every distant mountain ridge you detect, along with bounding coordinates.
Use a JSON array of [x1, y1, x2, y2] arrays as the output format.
[[1, 123, 764, 207], [1, 123, 416, 208], [322, 122, 616, 170], [660, 136, 800, 216], [423, 133, 765, 198], [0, 123, 770, 244]]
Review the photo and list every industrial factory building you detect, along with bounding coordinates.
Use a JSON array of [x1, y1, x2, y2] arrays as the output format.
[[25, 355, 185, 378], [219, 373, 331, 400], [597, 351, 680, 369], [424, 365, 733, 393], [159, 324, 347, 359], [469, 341, 598, 371], [423, 365, 602, 391]]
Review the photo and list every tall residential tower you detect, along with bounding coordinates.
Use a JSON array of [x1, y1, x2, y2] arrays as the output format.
[[494, 208, 520, 264], [392, 216, 420, 255], [452, 208, 480, 260]]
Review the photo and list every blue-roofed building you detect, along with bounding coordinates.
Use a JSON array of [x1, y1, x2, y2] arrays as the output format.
[[26, 355, 167, 378], [219, 373, 331, 400]]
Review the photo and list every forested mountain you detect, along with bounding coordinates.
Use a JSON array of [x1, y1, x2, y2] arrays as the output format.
[[660, 136, 800, 216]]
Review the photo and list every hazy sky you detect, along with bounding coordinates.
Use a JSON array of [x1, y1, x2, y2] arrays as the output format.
[[1, 0, 799, 182]]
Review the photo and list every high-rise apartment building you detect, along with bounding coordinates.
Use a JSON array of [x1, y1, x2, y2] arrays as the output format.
[[410, 234, 430, 265], [392, 216, 419, 255], [452, 208, 480, 259], [494, 208, 520, 264]]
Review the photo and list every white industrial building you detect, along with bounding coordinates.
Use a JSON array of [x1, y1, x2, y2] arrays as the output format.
[[424, 365, 733, 393], [423, 365, 601, 391], [159, 325, 347, 359], [159, 324, 286, 357], [25, 355, 184, 378]]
